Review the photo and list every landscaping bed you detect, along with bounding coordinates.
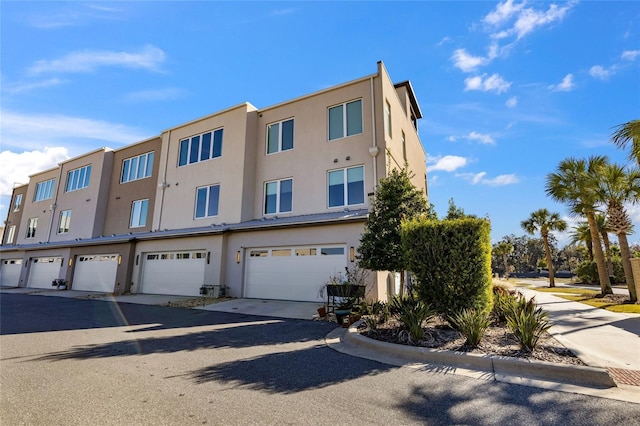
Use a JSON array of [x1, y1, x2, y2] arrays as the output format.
[[357, 316, 585, 366]]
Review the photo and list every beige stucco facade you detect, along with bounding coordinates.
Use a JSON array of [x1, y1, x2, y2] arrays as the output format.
[[2, 184, 28, 245]]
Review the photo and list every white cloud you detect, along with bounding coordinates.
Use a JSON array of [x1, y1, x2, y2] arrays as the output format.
[[0, 110, 151, 151], [457, 171, 519, 186], [29, 45, 165, 74], [124, 88, 187, 102], [467, 131, 496, 145], [486, 0, 577, 40], [3, 78, 66, 94], [484, 0, 526, 26], [464, 73, 511, 94], [506, 96, 518, 108], [451, 45, 498, 72], [0, 147, 69, 196], [436, 36, 452, 47], [550, 73, 575, 92], [27, 4, 123, 29], [427, 155, 468, 172], [621, 50, 640, 61], [589, 65, 612, 80], [270, 8, 295, 16]]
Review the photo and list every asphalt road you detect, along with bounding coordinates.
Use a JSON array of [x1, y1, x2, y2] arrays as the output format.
[[1, 293, 639, 425]]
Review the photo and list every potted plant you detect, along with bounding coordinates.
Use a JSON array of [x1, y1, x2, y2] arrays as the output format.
[[320, 265, 369, 324]]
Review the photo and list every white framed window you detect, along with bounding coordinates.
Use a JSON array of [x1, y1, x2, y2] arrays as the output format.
[[130, 199, 149, 228], [385, 100, 392, 138], [26, 217, 37, 239], [267, 118, 294, 154], [34, 179, 55, 202], [264, 178, 293, 215], [328, 99, 363, 140], [13, 194, 23, 212], [402, 131, 406, 162], [66, 165, 92, 192], [58, 210, 71, 234], [328, 166, 365, 208], [178, 129, 223, 167], [195, 184, 220, 219], [6, 225, 16, 244], [122, 152, 154, 183]]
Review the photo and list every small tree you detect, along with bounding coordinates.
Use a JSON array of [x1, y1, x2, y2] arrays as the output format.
[[521, 209, 567, 288], [358, 167, 430, 297], [493, 242, 514, 279]]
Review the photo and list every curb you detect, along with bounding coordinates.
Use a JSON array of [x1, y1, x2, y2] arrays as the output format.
[[343, 322, 616, 389]]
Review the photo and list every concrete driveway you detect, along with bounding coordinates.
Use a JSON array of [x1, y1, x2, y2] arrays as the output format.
[[2, 293, 640, 425]]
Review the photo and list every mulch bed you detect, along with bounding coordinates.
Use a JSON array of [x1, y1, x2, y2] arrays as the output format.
[[358, 316, 585, 366]]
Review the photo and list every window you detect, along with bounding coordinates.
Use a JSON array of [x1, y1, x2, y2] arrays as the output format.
[[250, 250, 268, 257], [385, 100, 392, 138], [66, 165, 92, 192], [13, 194, 23, 212], [402, 131, 407, 162], [272, 249, 291, 257], [130, 199, 149, 228], [321, 247, 345, 256], [26, 218, 37, 239], [122, 152, 154, 183], [178, 129, 223, 166], [58, 210, 71, 234], [34, 179, 55, 202], [264, 178, 293, 215], [267, 119, 294, 154], [328, 99, 363, 140], [328, 166, 365, 207], [195, 184, 220, 218], [6, 225, 15, 244], [295, 248, 317, 256]]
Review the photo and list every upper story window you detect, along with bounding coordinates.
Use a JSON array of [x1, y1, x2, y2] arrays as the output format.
[[264, 178, 293, 215], [385, 100, 392, 139], [402, 131, 407, 162], [122, 152, 154, 183], [34, 179, 55, 202], [267, 119, 294, 154], [130, 199, 148, 228], [66, 165, 92, 192], [13, 194, 23, 211], [58, 210, 71, 234], [195, 184, 220, 219], [26, 217, 37, 239], [6, 225, 16, 244], [178, 129, 223, 167], [328, 165, 365, 208], [328, 99, 363, 141]]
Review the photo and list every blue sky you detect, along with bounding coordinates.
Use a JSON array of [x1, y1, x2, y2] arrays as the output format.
[[1, 1, 639, 246]]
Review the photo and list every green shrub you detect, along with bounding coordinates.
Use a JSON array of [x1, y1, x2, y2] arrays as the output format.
[[389, 295, 435, 343], [492, 285, 518, 322], [575, 260, 598, 284], [450, 308, 491, 347], [506, 295, 552, 351], [402, 217, 493, 317]]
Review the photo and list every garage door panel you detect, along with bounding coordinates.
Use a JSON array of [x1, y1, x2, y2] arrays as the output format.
[[27, 257, 63, 289], [73, 255, 118, 292], [245, 245, 347, 302], [141, 252, 205, 296], [0, 259, 22, 287]]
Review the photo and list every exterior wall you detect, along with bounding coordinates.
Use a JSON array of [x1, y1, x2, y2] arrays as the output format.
[[254, 78, 376, 218], [153, 103, 258, 230], [224, 221, 372, 299], [68, 242, 135, 294], [49, 149, 114, 243], [103, 137, 162, 235], [16, 168, 60, 245], [130, 235, 224, 294], [2, 185, 28, 245]]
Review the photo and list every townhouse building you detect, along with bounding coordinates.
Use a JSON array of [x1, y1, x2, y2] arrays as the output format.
[[0, 61, 427, 303]]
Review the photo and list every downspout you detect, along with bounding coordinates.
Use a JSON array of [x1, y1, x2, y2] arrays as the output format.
[[369, 77, 379, 190], [157, 130, 170, 230]]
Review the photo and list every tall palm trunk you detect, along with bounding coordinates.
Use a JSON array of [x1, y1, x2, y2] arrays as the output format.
[[586, 212, 613, 295], [542, 232, 555, 288], [617, 233, 638, 302], [601, 231, 614, 277]]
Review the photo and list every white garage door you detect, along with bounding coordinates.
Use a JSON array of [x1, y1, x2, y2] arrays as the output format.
[[141, 250, 206, 296], [245, 245, 347, 302], [72, 254, 118, 292], [27, 257, 63, 289], [0, 259, 23, 287]]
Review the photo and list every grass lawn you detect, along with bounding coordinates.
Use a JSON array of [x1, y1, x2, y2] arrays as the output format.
[[557, 295, 640, 314]]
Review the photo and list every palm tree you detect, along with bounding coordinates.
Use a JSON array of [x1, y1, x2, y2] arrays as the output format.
[[595, 162, 640, 302], [570, 223, 593, 261], [546, 156, 613, 295], [595, 213, 614, 277], [494, 242, 514, 279], [611, 120, 640, 165], [521, 209, 567, 288]]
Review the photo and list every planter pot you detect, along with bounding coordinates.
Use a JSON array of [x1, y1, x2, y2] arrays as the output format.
[[335, 309, 351, 325], [317, 306, 327, 317]]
